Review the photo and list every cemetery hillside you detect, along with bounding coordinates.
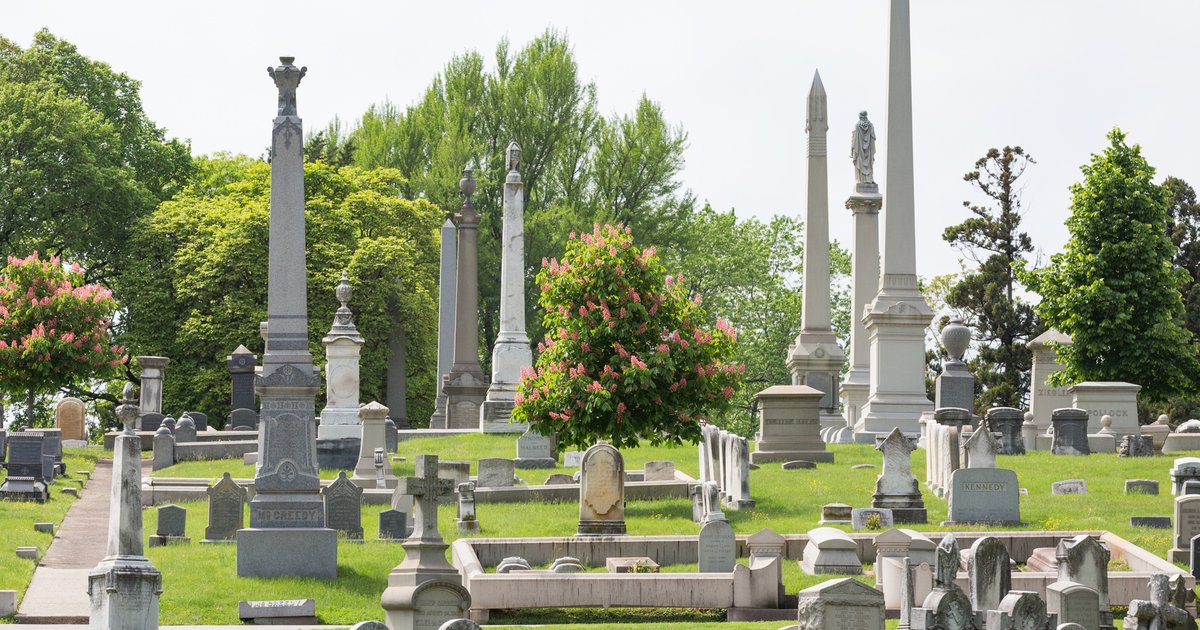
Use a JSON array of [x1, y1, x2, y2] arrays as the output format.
[[3, 4, 1200, 630]]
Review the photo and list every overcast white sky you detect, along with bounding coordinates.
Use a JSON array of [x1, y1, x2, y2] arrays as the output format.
[[7, 1, 1197, 280]]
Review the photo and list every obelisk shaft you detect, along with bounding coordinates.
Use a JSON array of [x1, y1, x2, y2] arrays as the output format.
[[801, 71, 831, 333], [849, 202, 880, 372], [881, 0, 917, 290], [443, 169, 490, 429]]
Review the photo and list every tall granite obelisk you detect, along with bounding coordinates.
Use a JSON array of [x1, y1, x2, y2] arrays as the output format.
[[858, 0, 934, 440], [787, 70, 847, 441], [443, 168, 490, 429], [481, 142, 533, 433], [838, 111, 883, 443], [428, 218, 457, 429], [88, 383, 161, 628], [237, 57, 337, 579]]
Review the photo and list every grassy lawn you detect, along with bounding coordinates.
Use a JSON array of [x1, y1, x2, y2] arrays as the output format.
[[129, 434, 1182, 625], [0, 447, 103, 606]]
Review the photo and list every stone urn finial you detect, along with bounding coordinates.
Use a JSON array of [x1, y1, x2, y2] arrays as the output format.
[[115, 383, 139, 435], [335, 271, 352, 308], [506, 142, 521, 172], [459, 166, 476, 202], [940, 318, 971, 364]]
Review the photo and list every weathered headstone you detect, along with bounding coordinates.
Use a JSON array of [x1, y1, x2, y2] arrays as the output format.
[[946, 467, 1020, 525], [322, 471, 364, 540], [1126, 479, 1160, 495], [1119, 434, 1154, 458], [801, 527, 862, 575], [1123, 574, 1194, 630], [563, 451, 583, 467], [1047, 580, 1100, 629], [984, 591, 1054, 630], [550, 556, 584, 573], [456, 481, 479, 534], [352, 401, 395, 488], [136, 356, 169, 418], [851, 508, 894, 530], [751, 385, 834, 464], [514, 428, 555, 469], [174, 413, 197, 443], [152, 425, 174, 471], [1052, 479, 1088, 495], [724, 435, 755, 509], [238, 599, 317, 624], [819, 503, 852, 525], [985, 407, 1025, 455], [643, 460, 675, 482], [1051, 408, 1090, 456], [577, 441, 626, 535], [698, 518, 735, 572], [1172, 495, 1200, 563], [1029, 329, 1073, 432], [148, 504, 190, 547], [1172, 457, 1200, 495], [795, 577, 884, 630], [0, 433, 48, 502], [476, 458, 515, 488], [1131, 516, 1171, 529], [379, 509, 409, 541], [438, 619, 481, 630], [872, 428, 927, 524], [227, 345, 258, 429], [910, 533, 974, 630], [55, 397, 86, 442], [1057, 535, 1113, 628], [960, 425, 999, 469], [967, 536, 1011, 614], [495, 556, 531, 573], [385, 418, 399, 453], [203, 472, 246, 542]]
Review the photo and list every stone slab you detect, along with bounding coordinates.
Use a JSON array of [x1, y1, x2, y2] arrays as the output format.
[[1125, 479, 1159, 495], [235, 528, 337, 579], [1130, 516, 1171, 529], [238, 599, 317, 623], [850, 508, 894, 530], [1051, 479, 1087, 495], [946, 467, 1021, 525]]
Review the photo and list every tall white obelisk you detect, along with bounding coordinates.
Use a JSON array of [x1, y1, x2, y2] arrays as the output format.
[[857, 0, 934, 440], [787, 70, 847, 440]]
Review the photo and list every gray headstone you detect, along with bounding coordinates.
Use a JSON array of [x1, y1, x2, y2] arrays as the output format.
[[350, 623, 388, 630], [5, 434, 45, 480], [1051, 408, 1090, 455], [543, 473, 573, 485], [820, 503, 852, 524], [204, 472, 246, 541], [322, 471, 364, 539], [1131, 516, 1171, 529], [783, 460, 816, 470], [174, 414, 197, 443], [1172, 457, 1200, 495], [550, 556, 585, 573], [514, 428, 555, 468], [795, 577, 884, 630], [563, 451, 583, 467], [1192, 534, 1200, 582], [968, 536, 1012, 613], [947, 468, 1021, 525], [186, 411, 208, 431], [476, 458, 515, 488], [985, 407, 1025, 455], [138, 412, 165, 432], [850, 508, 894, 530], [1052, 479, 1088, 495], [1126, 479, 1160, 495], [495, 556, 532, 573], [1056, 535, 1112, 628], [379, 509, 408, 540], [237, 599, 316, 622], [698, 518, 735, 572], [157, 504, 187, 538], [643, 460, 676, 482], [985, 590, 1052, 630], [227, 345, 258, 411], [228, 407, 258, 430], [385, 418, 398, 453], [1047, 580, 1100, 630]]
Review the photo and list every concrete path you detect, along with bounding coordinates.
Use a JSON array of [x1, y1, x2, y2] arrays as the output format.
[[17, 460, 132, 623]]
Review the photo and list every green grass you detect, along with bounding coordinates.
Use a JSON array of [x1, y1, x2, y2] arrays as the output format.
[[0, 448, 102, 601], [116, 436, 1197, 624]]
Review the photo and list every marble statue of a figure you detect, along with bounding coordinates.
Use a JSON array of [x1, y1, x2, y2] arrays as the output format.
[[851, 110, 876, 185]]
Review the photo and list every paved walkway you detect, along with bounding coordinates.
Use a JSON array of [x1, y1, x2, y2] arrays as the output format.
[[17, 460, 129, 623]]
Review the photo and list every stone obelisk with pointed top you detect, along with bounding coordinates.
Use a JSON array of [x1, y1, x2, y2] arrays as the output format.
[[481, 142, 533, 433], [787, 70, 847, 440], [237, 57, 337, 579], [429, 218, 458, 429], [838, 110, 883, 443], [858, 0, 934, 440], [443, 168, 490, 429]]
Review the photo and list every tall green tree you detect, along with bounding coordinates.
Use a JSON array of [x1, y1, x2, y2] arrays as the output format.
[[1164, 176, 1200, 340], [941, 146, 1040, 409], [1020, 129, 1198, 402], [121, 156, 441, 426], [0, 30, 191, 284]]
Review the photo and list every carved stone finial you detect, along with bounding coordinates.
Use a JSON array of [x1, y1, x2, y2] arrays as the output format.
[[267, 56, 307, 117], [116, 383, 139, 435], [335, 271, 352, 308], [506, 142, 521, 172], [327, 270, 360, 338], [459, 166, 476, 201], [940, 318, 971, 363]]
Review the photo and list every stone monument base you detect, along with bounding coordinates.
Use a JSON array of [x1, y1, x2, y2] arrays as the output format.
[[577, 520, 627, 536], [479, 399, 527, 434], [0, 479, 48, 503], [1163, 433, 1200, 453], [750, 450, 835, 465], [457, 519, 480, 534], [147, 535, 191, 547], [316, 436, 361, 469], [381, 579, 472, 630], [316, 423, 361, 441], [236, 528, 337, 579], [514, 457, 556, 469], [88, 557, 161, 629], [871, 493, 927, 524]]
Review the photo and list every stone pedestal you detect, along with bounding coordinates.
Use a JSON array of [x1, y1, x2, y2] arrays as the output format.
[[934, 320, 975, 414], [319, 272, 364, 440], [444, 169, 489, 430], [841, 183, 882, 444], [352, 402, 396, 489], [136, 356, 169, 418], [1029, 329, 1073, 433], [429, 219, 457, 430], [1070, 381, 1141, 438], [236, 57, 336, 580], [750, 386, 834, 464], [482, 143, 532, 434]]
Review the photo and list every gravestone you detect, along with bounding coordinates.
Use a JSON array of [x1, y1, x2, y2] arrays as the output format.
[[751, 385, 834, 464], [724, 436, 755, 509], [801, 527, 862, 575], [1119, 434, 1154, 458], [380, 454, 471, 629], [851, 508, 894, 530], [1131, 516, 1171, 529], [1051, 408, 1090, 455], [563, 451, 583, 467], [1029, 329, 1073, 432], [1057, 535, 1113, 628], [439, 620, 482, 630], [819, 503, 852, 525], [229, 408, 258, 431], [203, 472, 246, 542], [985, 407, 1025, 455], [967, 536, 1011, 614], [783, 460, 816, 470], [352, 401, 395, 489], [1052, 479, 1087, 495], [174, 413, 197, 443], [442, 169, 491, 430], [385, 418, 398, 453], [148, 504, 190, 547], [544, 473, 573, 485], [27, 428, 64, 473], [379, 509, 409, 540], [577, 441, 626, 535], [946, 467, 1020, 525], [910, 533, 975, 630], [795, 577, 885, 630], [984, 591, 1053, 630], [1172, 495, 1200, 563], [55, 397, 86, 442], [1123, 574, 1193, 630], [152, 425, 174, 471], [872, 428, 927, 524], [456, 481, 479, 534], [550, 556, 584, 573], [227, 345, 258, 428], [496, 556, 531, 573], [1071, 381, 1141, 438], [698, 518, 735, 572], [323, 471, 364, 540], [238, 599, 318, 624], [186, 411, 209, 431], [1047, 580, 1100, 629], [644, 460, 675, 482], [437, 461, 470, 487], [477, 458, 515, 488], [1126, 479, 1160, 495], [960, 425, 999, 469], [318, 272, 365, 440], [1172, 457, 1200, 495], [0, 434, 48, 502], [514, 428, 555, 469], [138, 412, 165, 432]]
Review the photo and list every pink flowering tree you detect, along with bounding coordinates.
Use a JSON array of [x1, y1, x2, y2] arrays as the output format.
[[0, 253, 126, 423], [512, 224, 743, 450]]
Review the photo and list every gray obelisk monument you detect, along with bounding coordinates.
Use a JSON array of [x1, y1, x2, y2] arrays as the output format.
[[236, 56, 337, 579], [481, 142, 533, 433], [858, 0, 934, 440], [428, 218, 457, 429], [787, 70, 847, 441], [88, 383, 161, 628], [443, 168, 490, 430], [838, 111, 883, 444]]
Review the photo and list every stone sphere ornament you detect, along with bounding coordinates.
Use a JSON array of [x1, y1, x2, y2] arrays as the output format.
[[940, 318, 971, 363]]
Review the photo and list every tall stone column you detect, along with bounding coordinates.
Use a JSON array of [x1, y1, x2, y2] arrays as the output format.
[[318, 272, 364, 440], [443, 168, 490, 430], [136, 356, 169, 416], [88, 383, 161, 628], [786, 71, 847, 440], [386, 330, 409, 427], [237, 57, 336, 579], [858, 0, 934, 440], [481, 142, 533, 433], [428, 218, 458, 429], [839, 112, 883, 444]]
